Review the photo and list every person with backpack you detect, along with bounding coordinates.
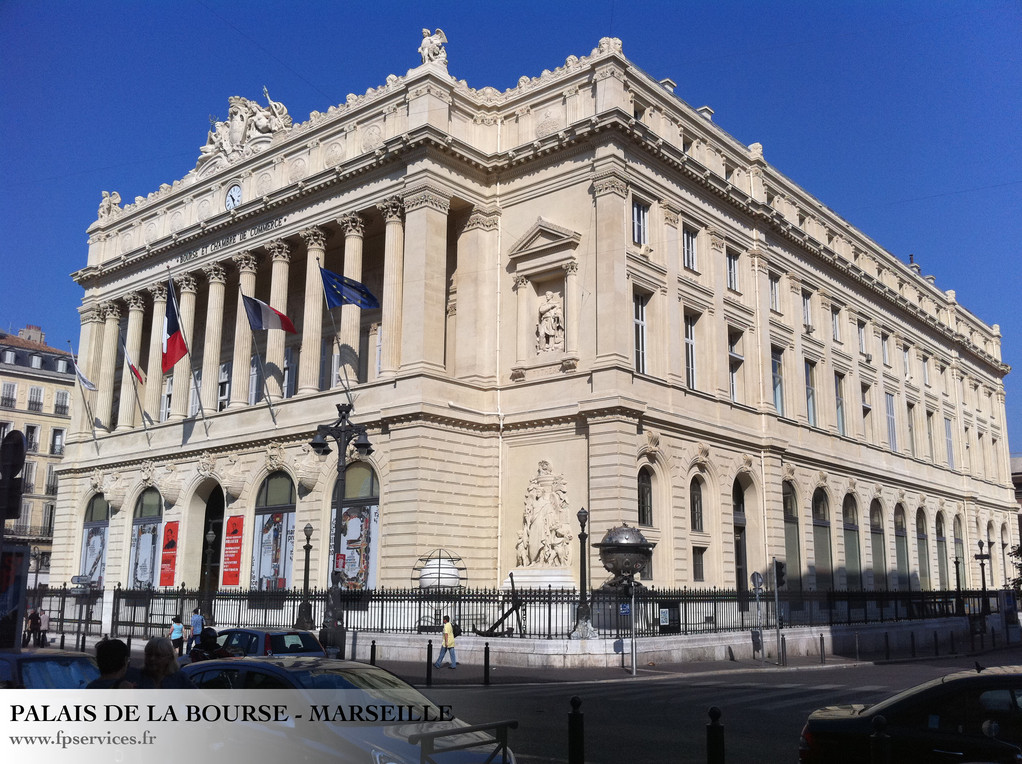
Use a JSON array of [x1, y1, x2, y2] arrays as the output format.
[[187, 608, 205, 653], [433, 615, 457, 669]]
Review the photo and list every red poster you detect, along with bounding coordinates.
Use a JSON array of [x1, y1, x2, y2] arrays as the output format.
[[221, 515, 244, 586], [159, 522, 179, 587]]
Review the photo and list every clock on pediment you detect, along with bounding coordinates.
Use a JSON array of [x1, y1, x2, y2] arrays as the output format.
[[224, 183, 242, 210]]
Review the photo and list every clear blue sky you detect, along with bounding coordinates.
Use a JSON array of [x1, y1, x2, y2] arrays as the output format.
[[2, 1, 1020, 450]]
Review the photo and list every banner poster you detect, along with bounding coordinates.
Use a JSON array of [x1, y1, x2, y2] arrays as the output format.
[[128, 521, 161, 588], [80, 524, 108, 589], [159, 521, 179, 586], [328, 504, 379, 590], [0, 544, 29, 650], [221, 515, 244, 586], [250, 511, 294, 590]]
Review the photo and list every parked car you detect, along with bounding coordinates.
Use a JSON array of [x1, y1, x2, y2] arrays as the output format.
[[215, 628, 326, 657], [182, 656, 516, 763], [799, 665, 1022, 763], [0, 650, 99, 689]]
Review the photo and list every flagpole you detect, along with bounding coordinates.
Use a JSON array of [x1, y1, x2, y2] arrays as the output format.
[[118, 331, 153, 445], [67, 341, 100, 455], [238, 284, 278, 425], [316, 257, 355, 408], [166, 267, 211, 438]]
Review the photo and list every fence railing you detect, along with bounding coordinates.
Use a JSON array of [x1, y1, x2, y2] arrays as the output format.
[[20, 584, 1000, 644]]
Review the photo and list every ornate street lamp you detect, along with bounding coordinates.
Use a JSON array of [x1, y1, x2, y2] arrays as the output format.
[[203, 526, 217, 626], [953, 555, 964, 616], [30, 546, 42, 605], [309, 403, 373, 648], [976, 540, 991, 615], [569, 508, 598, 639], [295, 523, 315, 630]]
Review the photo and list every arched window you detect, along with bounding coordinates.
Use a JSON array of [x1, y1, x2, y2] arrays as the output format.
[[733, 480, 747, 594], [81, 494, 109, 588], [128, 487, 163, 589], [253, 471, 296, 591], [637, 468, 653, 527], [953, 516, 965, 589], [690, 477, 703, 533], [782, 481, 802, 592], [812, 488, 832, 591], [935, 514, 949, 589], [842, 495, 861, 590], [915, 509, 930, 590], [331, 462, 381, 590], [894, 505, 909, 590], [869, 500, 886, 590]]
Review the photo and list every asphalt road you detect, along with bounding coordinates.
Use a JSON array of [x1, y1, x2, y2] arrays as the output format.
[[425, 658, 1000, 763]]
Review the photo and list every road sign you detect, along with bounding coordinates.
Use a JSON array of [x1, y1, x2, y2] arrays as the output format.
[[619, 603, 631, 616], [69, 587, 89, 595], [750, 571, 764, 591], [70, 575, 91, 585]]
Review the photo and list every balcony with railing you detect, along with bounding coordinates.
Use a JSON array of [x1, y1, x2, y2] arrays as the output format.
[[3, 523, 54, 541], [22, 481, 35, 494], [26, 440, 39, 453], [27, 399, 43, 412], [45, 479, 59, 495], [0, 396, 15, 409], [54, 403, 69, 416], [50, 444, 64, 456]]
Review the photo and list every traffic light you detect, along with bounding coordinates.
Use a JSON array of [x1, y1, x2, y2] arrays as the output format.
[[774, 559, 786, 589]]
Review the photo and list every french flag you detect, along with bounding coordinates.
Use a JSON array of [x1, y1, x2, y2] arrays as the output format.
[[162, 276, 187, 373], [243, 294, 297, 333]]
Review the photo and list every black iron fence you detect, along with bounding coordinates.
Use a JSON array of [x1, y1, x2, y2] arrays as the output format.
[[21, 584, 999, 643]]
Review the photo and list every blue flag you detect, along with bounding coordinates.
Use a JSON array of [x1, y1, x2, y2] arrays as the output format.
[[320, 267, 380, 310]]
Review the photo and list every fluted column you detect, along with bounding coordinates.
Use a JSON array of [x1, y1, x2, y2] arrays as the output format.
[[455, 205, 500, 382], [229, 251, 259, 408], [400, 185, 450, 374], [265, 239, 291, 399], [115, 292, 146, 431], [298, 227, 329, 394], [200, 262, 228, 414], [337, 213, 365, 386], [514, 275, 530, 366], [379, 197, 405, 378], [95, 302, 121, 432], [71, 306, 104, 439], [169, 274, 197, 420], [144, 283, 167, 421], [563, 261, 579, 357]]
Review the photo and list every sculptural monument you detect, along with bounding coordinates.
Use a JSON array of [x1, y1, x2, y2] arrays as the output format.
[[506, 461, 576, 590]]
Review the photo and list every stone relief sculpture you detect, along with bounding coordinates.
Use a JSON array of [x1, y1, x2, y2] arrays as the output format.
[[536, 291, 564, 352], [97, 191, 122, 221], [419, 28, 447, 64], [515, 461, 574, 568], [196, 88, 293, 170]]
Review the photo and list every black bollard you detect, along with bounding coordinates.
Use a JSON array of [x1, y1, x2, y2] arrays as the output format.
[[781, 635, 787, 666], [820, 633, 825, 664], [60, 633, 66, 649], [870, 714, 890, 764], [484, 642, 491, 686], [370, 640, 376, 666], [426, 640, 433, 687], [568, 696, 584, 764], [706, 706, 724, 764]]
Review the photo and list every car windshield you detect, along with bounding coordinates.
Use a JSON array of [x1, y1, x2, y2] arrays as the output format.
[[268, 633, 321, 653], [21, 658, 99, 689], [866, 674, 954, 715]]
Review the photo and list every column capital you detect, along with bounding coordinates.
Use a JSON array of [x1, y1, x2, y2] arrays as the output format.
[[299, 226, 330, 249], [514, 274, 529, 291], [379, 196, 405, 223], [147, 282, 168, 302], [404, 184, 451, 214], [267, 239, 291, 262], [591, 171, 628, 198], [465, 205, 501, 232], [175, 273, 198, 293], [80, 304, 105, 325], [338, 212, 366, 237], [563, 261, 579, 275], [203, 261, 228, 284], [125, 291, 147, 312], [233, 249, 260, 273], [661, 200, 681, 227], [101, 301, 122, 321]]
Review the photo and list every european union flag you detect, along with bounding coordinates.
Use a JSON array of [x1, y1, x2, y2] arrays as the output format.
[[320, 267, 380, 310]]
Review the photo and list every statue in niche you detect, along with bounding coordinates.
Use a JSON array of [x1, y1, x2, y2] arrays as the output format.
[[515, 461, 573, 568], [536, 291, 564, 353], [419, 28, 447, 64]]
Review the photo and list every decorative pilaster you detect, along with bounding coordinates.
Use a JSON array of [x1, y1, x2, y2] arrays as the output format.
[[298, 227, 329, 394], [379, 197, 404, 378], [455, 205, 501, 382], [169, 274, 197, 420], [401, 184, 450, 374], [72, 306, 104, 438], [95, 302, 122, 432], [591, 170, 629, 366], [563, 261, 580, 358], [514, 275, 531, 365], [229, 252, 259, 408], [144, 283, 167, 421], [264, 239, 292, 400], [200, 262, 228, 414], [115, 293, 146, 431], [337, 214, 365, 386]]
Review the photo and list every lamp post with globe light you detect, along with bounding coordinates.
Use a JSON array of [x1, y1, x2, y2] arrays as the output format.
[[294, 523, 315, 629], [203, 526, 217, 626], [569, 508, 598, 639], [309, 403, 373, 648]]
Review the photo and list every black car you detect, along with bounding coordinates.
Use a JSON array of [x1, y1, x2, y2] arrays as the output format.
[[182, 656, 516, 763], [0, 650, 100, 689], [799, 665, 1022, 763], [215, 627, 326, 657]]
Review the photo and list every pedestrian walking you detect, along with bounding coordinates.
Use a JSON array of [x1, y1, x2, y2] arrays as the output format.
[[27, 609, 41, 648], [37, 609, 49, 647], [187, 608, 205, 653], [433, 615, 457, 669], [168, 615, 185, 655]]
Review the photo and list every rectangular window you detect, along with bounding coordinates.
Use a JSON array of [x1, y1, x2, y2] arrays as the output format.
[[978, 431, 986, 478], [862, 384, 873, 441], [1, 381, 15, 409], [692, 547, 706, 582], [831, 307, 842, 342], [0, 421, 10, 439], [160, 376, 173, 422], [633, 292, 648, 374], [992, 437, 1000, 481], [217, 362, 231, 411], [802, 291, 813, 330], [805, 360, 817, 427], [885, 392, 897, 451], [728, 329, 743, 403], [631, 199, 649, 245], [725, 250, 740, 292], [922, 355, 930, 386], [945, 417, 955, 469], [54, 389, 69, 416], [28, 386, 44, 412], [964, 425, 971, 470], [857, 321, 867, 355], [906, 403, 916, 457], [682, 226, 698, 270], [22, 461, 36, 493], [24, 424, 39, 452], [50, 428, 65, 456], [771, 347, 785, 416], [684, 312, 698, 390], [189, 369, 202, 416], [769, 273, 781, 312], [881, 333, 890, 366], [926, 411, 935, 461], [834, 372, 846, 437]]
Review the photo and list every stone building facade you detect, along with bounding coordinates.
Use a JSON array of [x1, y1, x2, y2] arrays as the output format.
[[2, 325, 75, 589], [52, 36, 1015, 598]]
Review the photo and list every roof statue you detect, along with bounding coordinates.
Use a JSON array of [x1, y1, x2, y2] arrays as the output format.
[[196, 88, 293, 171], [418, 28, 447, 64]]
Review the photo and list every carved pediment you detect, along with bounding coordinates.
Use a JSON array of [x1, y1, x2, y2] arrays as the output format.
[[508, 218, 581, 277]]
